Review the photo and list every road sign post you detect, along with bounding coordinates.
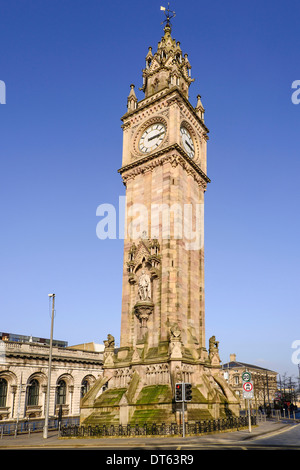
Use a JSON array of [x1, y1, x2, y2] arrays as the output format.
[[242, 371, 253, 433]]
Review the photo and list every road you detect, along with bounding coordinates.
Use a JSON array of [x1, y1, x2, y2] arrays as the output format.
[[247, 421, 300, 449], [58, 423, 300, 450], [1, 420, 299, 451]]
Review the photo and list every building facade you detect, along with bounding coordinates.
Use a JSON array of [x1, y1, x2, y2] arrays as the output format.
[[0, 336, 103, 422], [222, 354, 278, 410]]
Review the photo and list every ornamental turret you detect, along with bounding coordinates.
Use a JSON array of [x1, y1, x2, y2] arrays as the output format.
[[140, 23, 194, 99]]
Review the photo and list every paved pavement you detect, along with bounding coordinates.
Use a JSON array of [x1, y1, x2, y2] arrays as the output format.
[[0, 419, 297, 449]]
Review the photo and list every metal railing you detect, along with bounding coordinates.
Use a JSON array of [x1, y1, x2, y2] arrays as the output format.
[[250, 408, 300, 423], [60, 416, 256, 438], [0, 416, 79, 437], [270, 409, 300, 422]]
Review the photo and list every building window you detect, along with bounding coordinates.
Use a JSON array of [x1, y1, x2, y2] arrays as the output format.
[[81, 379, 89, 398], [27, 379, 39, 406], [0, 378, 7, 407], [56, 380, 66, 405], [234, 375, 239, 385]]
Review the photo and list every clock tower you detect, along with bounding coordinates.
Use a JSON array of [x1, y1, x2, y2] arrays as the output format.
[[81, 16, 239, 426]]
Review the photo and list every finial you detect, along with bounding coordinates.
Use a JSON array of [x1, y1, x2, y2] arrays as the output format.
[[160, 3, 176, 30], [195, 95, 205, 121], [127, 84, 137, 112]]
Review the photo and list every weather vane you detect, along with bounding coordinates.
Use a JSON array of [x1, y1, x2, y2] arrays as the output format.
[[160, 3, 176, 26]]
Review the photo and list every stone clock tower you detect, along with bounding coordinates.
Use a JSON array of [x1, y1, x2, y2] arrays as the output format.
[[80, 19, 239, 425]]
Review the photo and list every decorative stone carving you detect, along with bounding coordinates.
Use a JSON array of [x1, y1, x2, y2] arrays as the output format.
[[127, 240, 160, 268], [134, 301, 154, 337], [208, 335, 219, 354], [131, 348, 142, 363], [208, 335, 220, 366], [104, 334, 115, 350], [127, 239, 161, 285], [119, 147, 209, 189], [103, 334, 115, 367], [169, 323, 183, 359], [146, 364, 169, 385], [170, 324, 181, 339], [113, 368, 133, 388]]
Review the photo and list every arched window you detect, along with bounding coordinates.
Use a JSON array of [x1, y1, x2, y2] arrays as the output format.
[[56, 380, 66, 405], [27, 379, 39, 406], [81, 379, 89, 398], [0, 378, 7, 407]]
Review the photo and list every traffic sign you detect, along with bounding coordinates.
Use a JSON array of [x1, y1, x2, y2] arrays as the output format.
[[243, 381, 254, 399], [243, 382, 253, 392], [242, 371, 251, 382]]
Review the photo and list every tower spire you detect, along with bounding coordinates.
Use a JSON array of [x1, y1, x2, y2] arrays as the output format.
[[137, 5, 194, 100]]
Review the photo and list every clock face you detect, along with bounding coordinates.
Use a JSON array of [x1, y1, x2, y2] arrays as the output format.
[[180, 126, 195, 159], [139, 123, 166, 153]]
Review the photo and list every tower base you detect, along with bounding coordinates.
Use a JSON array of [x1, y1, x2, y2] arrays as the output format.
[[80, 336, 240, 426]]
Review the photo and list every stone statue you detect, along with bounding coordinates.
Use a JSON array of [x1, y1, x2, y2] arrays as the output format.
[[103, 334, 115, 367], [138, 270, 151, 301], [104, 334, 115, 350], [209, 335, 219, 353]]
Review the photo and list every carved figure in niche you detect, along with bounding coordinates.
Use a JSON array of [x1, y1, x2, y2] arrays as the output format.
[[138, 270, 151, 301]]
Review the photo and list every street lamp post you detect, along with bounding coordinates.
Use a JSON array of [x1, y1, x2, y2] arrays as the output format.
[[43, 293, 55, 439]]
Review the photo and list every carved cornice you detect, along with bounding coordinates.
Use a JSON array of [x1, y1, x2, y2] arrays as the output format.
[[118, 143, 211, 188], [121, 86, 209, 135], [2, 343, 103, 365]]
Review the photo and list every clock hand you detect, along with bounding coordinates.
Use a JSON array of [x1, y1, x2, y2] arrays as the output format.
[[185, 140, 194, 152], [148, 131, 165, 142]]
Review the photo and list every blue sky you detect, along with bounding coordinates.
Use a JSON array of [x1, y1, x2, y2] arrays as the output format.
[[0, 0, 299, 379]]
